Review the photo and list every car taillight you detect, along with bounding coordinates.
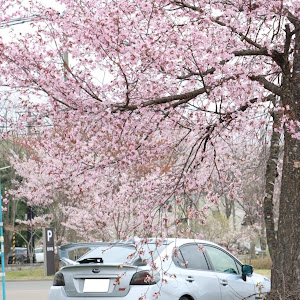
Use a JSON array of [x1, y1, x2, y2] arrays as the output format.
[[130, 271, 160, 285], [53, 272, 65, 286]]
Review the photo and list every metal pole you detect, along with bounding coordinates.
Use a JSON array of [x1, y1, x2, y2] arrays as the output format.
[[12, 232, 15, 264], [27, 206, 35, 263], [0, 176, 6, 300]]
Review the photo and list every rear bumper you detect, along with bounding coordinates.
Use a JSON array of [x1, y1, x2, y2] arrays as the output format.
[[8, 256, 29, 264], [49, 285, 177, 300]]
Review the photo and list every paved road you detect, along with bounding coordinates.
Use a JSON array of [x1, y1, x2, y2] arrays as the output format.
[[1, 280, 52, 300]]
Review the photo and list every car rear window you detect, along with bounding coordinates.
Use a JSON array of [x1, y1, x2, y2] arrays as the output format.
[[9, 248, 27, 255], [77, 243, 168, 265]]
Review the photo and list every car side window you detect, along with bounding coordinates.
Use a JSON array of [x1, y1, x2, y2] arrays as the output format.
[[203, 246, 239, 274], [172, 247, 186, 268], [178, 244, 209, 270]]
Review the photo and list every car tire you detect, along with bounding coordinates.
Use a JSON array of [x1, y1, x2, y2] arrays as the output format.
[[179, 296, 192, 300]]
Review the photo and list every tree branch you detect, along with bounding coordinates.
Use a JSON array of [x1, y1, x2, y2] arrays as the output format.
[[212, 18, 265, 49], [233, 49, 269, 56], [173, 1, 265, 49], [113, 87, 206, 112], [177, 67, 216, 80], [286, 9, 300, 26], [249, 75, 282, 96]]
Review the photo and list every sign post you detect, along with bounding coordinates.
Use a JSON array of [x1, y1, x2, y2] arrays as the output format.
[[0, 167, 10, 300], [43, 227, 55, 276], [0, 178, 6, 300]]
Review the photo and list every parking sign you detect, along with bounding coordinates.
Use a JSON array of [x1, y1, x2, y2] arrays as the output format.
[[43, 228, 55, 276]]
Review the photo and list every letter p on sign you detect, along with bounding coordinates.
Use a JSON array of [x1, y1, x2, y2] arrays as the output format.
[[47, 230, 53, 242]]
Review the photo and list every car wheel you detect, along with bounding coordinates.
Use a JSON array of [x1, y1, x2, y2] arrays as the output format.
[[179, 296, 191, 300]]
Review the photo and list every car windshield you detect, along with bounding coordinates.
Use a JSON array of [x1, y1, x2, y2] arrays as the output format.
[[77, 243, 169, 265]]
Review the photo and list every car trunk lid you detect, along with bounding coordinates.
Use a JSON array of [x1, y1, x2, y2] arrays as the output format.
[[61, 264, 139, 297]]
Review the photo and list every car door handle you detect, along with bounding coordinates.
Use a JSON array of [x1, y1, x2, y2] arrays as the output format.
[[186, 276, 195, 282], [220, 279, 228, 286]]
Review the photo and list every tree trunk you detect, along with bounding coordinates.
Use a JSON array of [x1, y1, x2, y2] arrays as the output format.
[[224, 196, 232, 219], [4, 230, 13, 267], [232, 200, 236, 230], [270, 132, 300, 299], [268, 19, 300, 299], [263, 109, 280, 261], [260, 222, 267, 253], [250, 240, 256, 260]]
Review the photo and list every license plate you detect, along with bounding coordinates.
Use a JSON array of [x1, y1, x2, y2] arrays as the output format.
[[83, 279, 110, 293]]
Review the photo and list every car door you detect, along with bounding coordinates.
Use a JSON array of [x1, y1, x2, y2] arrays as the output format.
[[203, 245, 256, 300], [174, 244, 221, 300]]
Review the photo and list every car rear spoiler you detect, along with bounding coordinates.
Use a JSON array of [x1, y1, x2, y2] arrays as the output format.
[[58, 242, 110, 262]]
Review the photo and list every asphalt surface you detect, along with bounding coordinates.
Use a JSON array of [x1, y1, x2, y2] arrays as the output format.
[[1, 280, 52, 300]]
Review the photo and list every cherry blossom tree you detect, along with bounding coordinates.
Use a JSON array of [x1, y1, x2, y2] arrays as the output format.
[[1, 0, 300, 298], [0, 106, 32, 265]]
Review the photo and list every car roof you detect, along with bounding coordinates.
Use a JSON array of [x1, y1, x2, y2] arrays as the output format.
[[10, 247, 27, 250], [59, 238, 220, 250], [162, 238, 220, 247], [112, 237, 220, 245]]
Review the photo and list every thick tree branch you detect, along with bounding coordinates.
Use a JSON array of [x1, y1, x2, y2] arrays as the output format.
[[249, 75, 282, 96], [284, 24, 292, 57], [113, 87, 206, 112], [233, 49, 269, 56], [286, 9, 300, 26]]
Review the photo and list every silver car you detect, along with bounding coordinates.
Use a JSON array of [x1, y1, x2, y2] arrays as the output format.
[[48, 238, 270, 300]]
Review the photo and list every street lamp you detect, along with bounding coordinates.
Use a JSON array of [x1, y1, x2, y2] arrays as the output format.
[[0, 165, 10, 300]]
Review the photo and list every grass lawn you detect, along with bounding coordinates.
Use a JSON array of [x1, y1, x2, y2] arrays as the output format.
[[5, 268, 54, 280], [254, 269, 271, 277]]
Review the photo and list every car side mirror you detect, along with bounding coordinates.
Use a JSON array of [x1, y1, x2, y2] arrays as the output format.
[[242, 264, 253, 281]]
